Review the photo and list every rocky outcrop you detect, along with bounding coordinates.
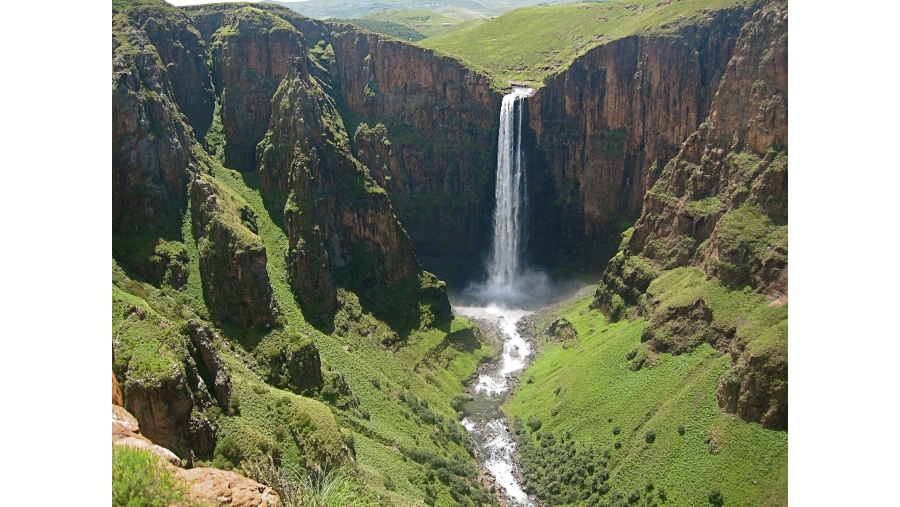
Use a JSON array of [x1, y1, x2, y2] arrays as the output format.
[[113, 404, 279, 506], [206, 7, 307, 171], [175, 468, 280, 507], [113, 371, 124, 406], [120, 0, 215, 138], [329, 26, 501, 277], [717, 340, 787, 430], [594, 0, 788, 429], [190, 175, 280, 328], [258, 55, 450, 330], [263, 336, 324, 394], [187, 320, 234, 411], [526, 7, 751, 271], [112, 404, 182, 465], [112, 11, 205, 236], [122, 364, 216, 464]]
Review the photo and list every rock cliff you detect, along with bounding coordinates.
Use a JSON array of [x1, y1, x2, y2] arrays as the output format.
[[112, 9, 205, 237], [328, 26, 502, 277], [526, 7, 751, 271], [257, 53, 450, 329], [190, 174, 280, 328], [204, 6, 307, 171]]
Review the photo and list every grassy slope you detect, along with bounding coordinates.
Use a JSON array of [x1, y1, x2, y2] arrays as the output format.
[[419, 0, 746, 86], [264, 0, 579, 20], [360, 10, 466, 37], [113, 163, 495, 506], [206, 167, 496, 505], [505, 286, 787, 506]]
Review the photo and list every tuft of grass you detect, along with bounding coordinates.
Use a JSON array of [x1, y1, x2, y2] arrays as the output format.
[[112, 446, 187, 507]]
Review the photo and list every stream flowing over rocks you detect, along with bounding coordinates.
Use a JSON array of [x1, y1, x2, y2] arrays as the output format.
[[455, 305, 536, 506]]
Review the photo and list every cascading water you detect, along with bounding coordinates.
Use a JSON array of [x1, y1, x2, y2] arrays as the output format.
[[487, 87, 531, 294], [456, 86, 538, 507]]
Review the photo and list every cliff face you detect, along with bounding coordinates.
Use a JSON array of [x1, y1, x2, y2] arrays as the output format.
[[205, 7, 308, 172], [329, 26, 502, 277], [594, 0, 788, 429], [112, 12, 204, 236], [526, 7, 750, 271], [123, 3, 216, 138], [257, 55, 450, 329], [190, 174, 281, 328]]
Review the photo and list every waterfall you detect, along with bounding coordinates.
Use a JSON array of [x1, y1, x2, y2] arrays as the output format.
[[486, 87, 534, 293]]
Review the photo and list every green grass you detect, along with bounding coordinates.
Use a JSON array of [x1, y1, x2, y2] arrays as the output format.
[[419, 0, 747, 86], [333, 18, 427, 41], [359, 10, 466, 37], [506, 292, 787, 506], [113, 446, 188, 507]]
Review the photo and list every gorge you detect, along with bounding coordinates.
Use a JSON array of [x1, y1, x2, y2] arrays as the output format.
[[112, 0, 788, 505]]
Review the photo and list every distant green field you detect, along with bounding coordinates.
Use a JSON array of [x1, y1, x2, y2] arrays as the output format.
[[505, 293, 787, 506], [331, 18, 428, 42], [263, 0, 580, 20], [419, 0, 747, 86], [360, 10, 466, 37]]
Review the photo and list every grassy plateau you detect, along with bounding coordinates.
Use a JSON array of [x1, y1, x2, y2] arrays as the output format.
[[419, 0, 748, 86]]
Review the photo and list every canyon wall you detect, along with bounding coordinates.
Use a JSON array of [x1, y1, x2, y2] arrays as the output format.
[[328, 26, 502, 279], [526, 7, 751, 271]]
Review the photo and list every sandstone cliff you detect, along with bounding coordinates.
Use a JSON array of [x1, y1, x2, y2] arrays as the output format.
[[526, 7, 751, 271], [205, 7, 307, 172], [257, 54, 450, 330], [328, 26, 502, 277], [112, 9, 205, 237]]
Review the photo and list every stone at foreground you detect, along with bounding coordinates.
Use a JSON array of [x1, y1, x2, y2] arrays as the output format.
[[174, 468, 279, 507], [112, 404, 279, 506]]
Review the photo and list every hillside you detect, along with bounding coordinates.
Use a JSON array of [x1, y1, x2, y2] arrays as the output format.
[[419, 0, 749, 86], [263, 0, 581, 20], [507, 1, 787, 505], [507, 288, 786, 506], [333, 10, 468, 41]]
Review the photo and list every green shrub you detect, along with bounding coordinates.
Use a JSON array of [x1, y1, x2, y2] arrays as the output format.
[[214, 435, 243, 469], [645, 430, 656, 444], [709, 487, 724, 506], [613, 425, 621, 435], [628, 489, 641, 504], [112, 446, 186, 507], [678, 425, 686, 435]]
